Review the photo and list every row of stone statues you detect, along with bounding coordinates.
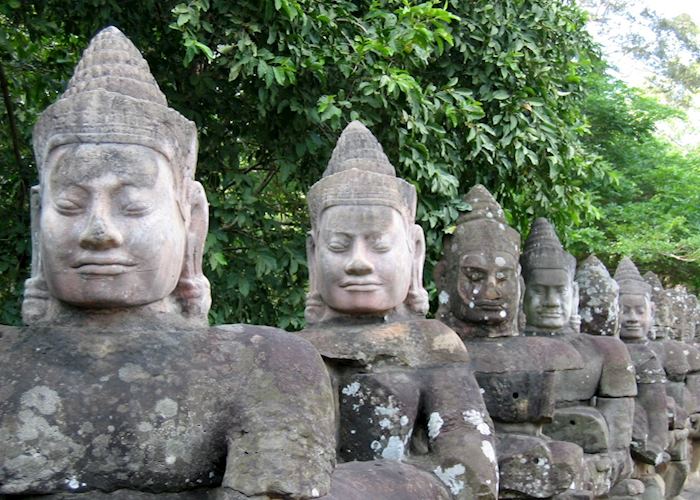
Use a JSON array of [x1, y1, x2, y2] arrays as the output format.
[[1, 26, 699, 499]]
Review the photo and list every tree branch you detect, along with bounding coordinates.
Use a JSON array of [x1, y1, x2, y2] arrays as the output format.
[[0, 63, 24, 179]]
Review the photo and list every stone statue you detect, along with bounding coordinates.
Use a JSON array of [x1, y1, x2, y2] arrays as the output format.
[[575, 255, 620, 337], [434, 185, 589, 498], [521, 220, 640, 498], [615, 257, 670, 498], [298, 122, 499, 499], [643, 272, 698, 499], [0, 27, 336, 499]]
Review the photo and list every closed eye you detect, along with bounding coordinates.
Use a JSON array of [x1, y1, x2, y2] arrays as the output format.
[[55, 198, 84, 215], [122, 202, 152, 216]]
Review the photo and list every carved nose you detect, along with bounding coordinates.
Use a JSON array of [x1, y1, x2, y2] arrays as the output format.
[[484, 276, 500, 300], [79, 214, 123, 250], [345, 254, 373, 275], [544, 288, 560, 305]]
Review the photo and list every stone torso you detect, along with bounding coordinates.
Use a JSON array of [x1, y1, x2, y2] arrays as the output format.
[[0, 324, 334, 497], [298, 318, 499, 499]]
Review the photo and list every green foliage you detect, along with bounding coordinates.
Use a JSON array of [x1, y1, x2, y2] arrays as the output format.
[[1, 0, 605, 328], [570, 72, 700, 291]]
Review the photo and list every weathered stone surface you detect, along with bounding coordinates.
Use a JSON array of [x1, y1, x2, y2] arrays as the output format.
[[546, 407, 611, 454], [435, 187, 588, 498], [519, 221, 638, 496], [4, 26, 337, 499], [326, 461, 451, 499], [497, 434, 583, 499], [576, 255, 620, 337], [300, 124, 497, 499], [0, 325, 335, 497]]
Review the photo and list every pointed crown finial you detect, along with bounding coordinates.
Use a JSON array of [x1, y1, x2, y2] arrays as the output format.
[[307, 121, 416, 227], [448, 184, 520, 256], [614, 257, 651, 296], [33, 26, 197, 180], [521, 218, 575, 277]]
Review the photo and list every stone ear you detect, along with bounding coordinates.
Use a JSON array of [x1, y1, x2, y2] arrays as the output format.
[[404, 224, 428, 316], [174, 180, 211, 320], [304, 231, 327, 324]]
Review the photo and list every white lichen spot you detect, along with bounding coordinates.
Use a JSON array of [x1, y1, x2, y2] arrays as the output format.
[[342, 382, 361, 397], [428, 412, 444, 440], [381, 436, 406, 461], [462, 409, 491, 435], [626, 365, 635, 373], [400, 415, 409, 426], [166, 455, 176, 465], [379, 418, 392, 429], [155, 398, 178, 419], [311, 488, 320, 498], [137, 422, 153, 433], [374, 404, 399, 418], [481, 441, 496, 464], [439, 290, 450, 304], [499, 310, 507, 318], [370, 440, 382, 452], [107, 425, 115, 433], [66, 477, 80, 490], [494, 256, 506, 266], [486, 211, 494, 218], [469, 301, 475, 309], [118, 363, 150, 383], [433, 464, 466, 495], [473, 288, 480, 295], [20, 386, 60, 416]]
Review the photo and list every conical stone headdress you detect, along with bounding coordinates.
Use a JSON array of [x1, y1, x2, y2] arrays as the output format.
[[614, 257, 651, 296], [449, 184, 520, 256], [33, 26, 197, 180], [521, 218, 576, 278], [307, 121, 416, 228]]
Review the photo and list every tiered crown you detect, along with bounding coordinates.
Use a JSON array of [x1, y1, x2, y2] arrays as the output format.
[[307, 121, 416, 227], [33, 26, 197, 179], [521, 218, 576, 277]]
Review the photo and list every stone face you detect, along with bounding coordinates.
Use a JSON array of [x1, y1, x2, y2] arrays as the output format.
[[521, 218, 578, 335], [24, 26, 209, 326], [575, 255, 620, 337], [300, 126, 498, 499], [435, 184, 521, 339], [0, 325, 335, 498]]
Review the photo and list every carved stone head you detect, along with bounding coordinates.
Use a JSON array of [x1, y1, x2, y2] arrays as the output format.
[[521, 218, 578, 333], [24, 27, 210, 326], [435, 184, 522, 338], [614, 257, 654, 341], [643, 271, 671, 340], [575, 255, 620, 336], [304, 121, 427, 324]]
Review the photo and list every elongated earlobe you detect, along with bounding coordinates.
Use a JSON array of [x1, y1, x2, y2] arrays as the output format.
[[174, 180, 211, 321]]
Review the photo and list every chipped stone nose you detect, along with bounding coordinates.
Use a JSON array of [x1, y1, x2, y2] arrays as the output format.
[[79, 213, 123, 250]]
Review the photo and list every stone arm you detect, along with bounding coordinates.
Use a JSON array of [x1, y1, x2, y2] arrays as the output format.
[[633, 381, 670, 465], [219, 329, 336, 499], [418, 363, 499, 500]]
